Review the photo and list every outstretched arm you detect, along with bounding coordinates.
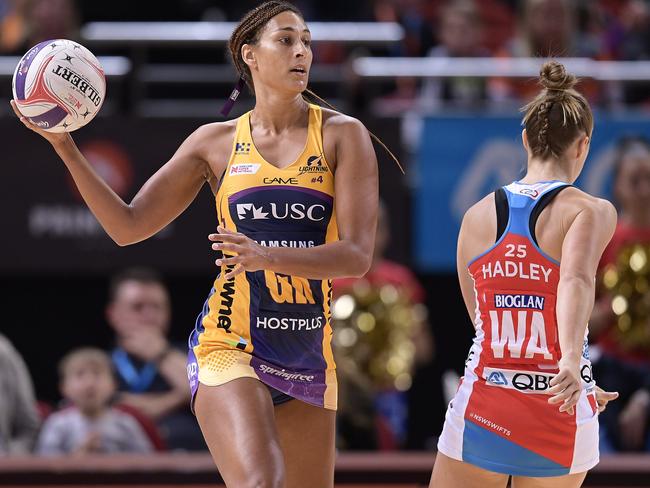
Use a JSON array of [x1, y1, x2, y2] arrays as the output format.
[[211, 116, 379, 280], [11, 101, 217, 246]]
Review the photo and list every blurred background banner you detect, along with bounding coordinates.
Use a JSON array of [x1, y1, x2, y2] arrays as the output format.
[[414, 113, 650, 271], [0, 118, 217, 272]]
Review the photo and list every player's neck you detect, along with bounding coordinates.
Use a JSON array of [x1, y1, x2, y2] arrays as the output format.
[[519, 158, 573, 184], [251, 93, 308, 134]]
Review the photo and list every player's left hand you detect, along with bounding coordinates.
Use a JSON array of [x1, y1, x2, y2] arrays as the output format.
[[595, 385, 619, 413], [209, 226, 270, 279]]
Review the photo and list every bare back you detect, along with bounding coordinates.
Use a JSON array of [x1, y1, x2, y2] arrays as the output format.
[[457, 185, 615, 319]]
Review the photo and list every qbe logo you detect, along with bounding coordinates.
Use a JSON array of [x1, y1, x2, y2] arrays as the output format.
[[483, 367, 555, 394], [486, 371, 508, 386]]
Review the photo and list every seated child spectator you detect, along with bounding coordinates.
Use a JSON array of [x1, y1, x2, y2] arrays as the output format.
[[36, 347, 153, 455]]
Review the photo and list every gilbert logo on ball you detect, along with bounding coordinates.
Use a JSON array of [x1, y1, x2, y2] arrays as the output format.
[[12, 39, 105, 133]]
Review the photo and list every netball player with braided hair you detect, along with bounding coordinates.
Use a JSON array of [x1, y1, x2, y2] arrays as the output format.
[[11, 2, 378, 486], [429, 60, 617, 488]]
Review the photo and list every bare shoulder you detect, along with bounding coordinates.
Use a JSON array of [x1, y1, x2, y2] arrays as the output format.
[[553, 187, 617, 242], [320, 107, 374, 172], [321, 107, 368, 141], [463, 192, 496, 228], [461, 192, 497, 243], [191, 119, 239, 174], [457, 192, 498, 265], [557, 186, 617, 222], [192, 119, 238, 150]]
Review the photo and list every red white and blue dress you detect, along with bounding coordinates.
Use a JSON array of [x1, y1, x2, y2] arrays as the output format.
[[437, 181, 599, 476]]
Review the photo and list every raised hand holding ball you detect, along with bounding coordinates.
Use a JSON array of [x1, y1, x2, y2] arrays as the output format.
[[12, 39, 105, 133]]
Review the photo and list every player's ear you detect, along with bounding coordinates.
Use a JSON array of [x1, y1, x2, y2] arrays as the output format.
[[521, 129, 530, 151], [241, 44, 257, 71]]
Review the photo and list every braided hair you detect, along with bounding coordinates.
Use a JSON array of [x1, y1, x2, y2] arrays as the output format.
[[228, 1, 299, 92], [521, 61, 593, 160]]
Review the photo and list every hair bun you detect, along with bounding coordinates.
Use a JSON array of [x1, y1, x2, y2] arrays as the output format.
[[539, 60, 577, 92]]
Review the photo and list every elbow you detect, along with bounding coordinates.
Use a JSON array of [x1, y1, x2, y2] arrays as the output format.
[[347, 249, 372, 278], [112, 232, 137, 247]]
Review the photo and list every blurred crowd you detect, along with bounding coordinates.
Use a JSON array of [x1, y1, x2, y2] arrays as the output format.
[[2, 0, 650, 109], [1, 268, 207, 455]]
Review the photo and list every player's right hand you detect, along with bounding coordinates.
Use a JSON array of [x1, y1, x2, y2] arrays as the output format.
[[548, 357, 582, 415], [10, 100, 70, 147]]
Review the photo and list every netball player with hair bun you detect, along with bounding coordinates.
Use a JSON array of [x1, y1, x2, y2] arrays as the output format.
[[11, 1, 379, 486], [430, 60, 617, 488]]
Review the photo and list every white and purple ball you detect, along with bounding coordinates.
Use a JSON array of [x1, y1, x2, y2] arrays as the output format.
[[12, 39, 105, 133]]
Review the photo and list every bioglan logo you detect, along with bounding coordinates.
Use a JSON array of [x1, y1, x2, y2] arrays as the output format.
[[494, 294, 545, 310], [236, 202, 326, 222], [229, 163, 260, 175], [234, 142, 251, 154], [298, 155, 328, 176]]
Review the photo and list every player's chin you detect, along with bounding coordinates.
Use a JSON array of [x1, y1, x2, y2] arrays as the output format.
[[285, 75, 309, 91]]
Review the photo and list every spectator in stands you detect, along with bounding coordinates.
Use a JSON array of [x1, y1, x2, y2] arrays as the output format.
[[491, 0, 609, 105], [0, 0, 26, 53], [419, 0, 492, 111], [0, 332, 40, 455], [25, 0, 78, 46], [0, 0, 78, 55], [373, 0, 434, 57], [591, 136, 650, 452], [605, 0, 650, 106], [36, 347, 153, 455], [106, 267, 205, 451]]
